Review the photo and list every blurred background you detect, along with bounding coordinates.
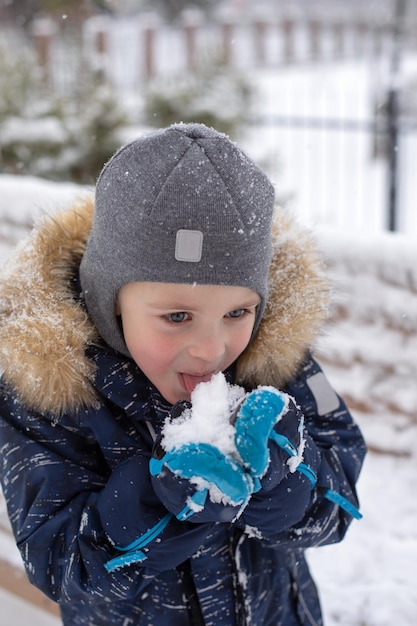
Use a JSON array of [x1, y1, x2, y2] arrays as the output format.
[[1, 0, 416, 233]]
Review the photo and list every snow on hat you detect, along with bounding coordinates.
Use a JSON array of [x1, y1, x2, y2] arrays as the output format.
[[80, 123, 275, 356]]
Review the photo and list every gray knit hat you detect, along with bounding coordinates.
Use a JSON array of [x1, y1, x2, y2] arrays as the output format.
[[80, 123, 275, 356]]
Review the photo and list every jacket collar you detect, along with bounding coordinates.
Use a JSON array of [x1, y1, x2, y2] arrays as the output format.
[[0, 195, 329, 416]]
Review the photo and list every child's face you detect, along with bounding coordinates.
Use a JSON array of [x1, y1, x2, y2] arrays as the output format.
[[117, 282, 260, 404]]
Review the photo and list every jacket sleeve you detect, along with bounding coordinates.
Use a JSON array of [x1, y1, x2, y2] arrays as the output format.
[[0, 384, 213, 605], [236, 354, 367, 547]]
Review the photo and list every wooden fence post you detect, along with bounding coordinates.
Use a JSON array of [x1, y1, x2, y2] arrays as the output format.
[[31, 17, 56, 84], [141, 14, 158, 80], [355, 21, 368, 56], [182, 9, 201, 73], [333, 21, 345, 58], [309, 18, 321, 60], [282, 17, 295, 63], [372, 24, 384, 57], [221, 19, 234, 65], [95, 23, 108, 56], [254, 20, 267, 65]]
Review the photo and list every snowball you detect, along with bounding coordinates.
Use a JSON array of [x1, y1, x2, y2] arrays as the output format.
[[161, 372, 247, 459]]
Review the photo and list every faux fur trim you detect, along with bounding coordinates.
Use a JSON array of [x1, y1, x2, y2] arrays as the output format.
[[0, 195, 98, 415], [237, 213, 329, 389], [0, 196, 329, 415]]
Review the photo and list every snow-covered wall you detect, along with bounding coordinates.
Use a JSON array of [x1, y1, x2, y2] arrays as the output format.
[[316, 228, 417, 455]]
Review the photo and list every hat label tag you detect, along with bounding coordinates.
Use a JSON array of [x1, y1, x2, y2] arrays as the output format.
[[175, 229, 203, 262]]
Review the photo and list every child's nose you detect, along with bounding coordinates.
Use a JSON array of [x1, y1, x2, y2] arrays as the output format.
[[188, 328, 225, 363]]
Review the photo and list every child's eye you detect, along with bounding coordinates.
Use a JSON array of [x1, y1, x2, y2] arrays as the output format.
[[166, 312, 190, 323], [226, 309, 247, 319]]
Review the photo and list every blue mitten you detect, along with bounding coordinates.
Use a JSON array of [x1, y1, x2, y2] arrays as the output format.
[[150, 380, 257, 521], [150, 442, 253, 511], [235, 388, 320, 493], [234, 387, 288, 488]]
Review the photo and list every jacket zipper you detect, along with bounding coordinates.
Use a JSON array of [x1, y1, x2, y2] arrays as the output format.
[[176, 559, 206, 625]]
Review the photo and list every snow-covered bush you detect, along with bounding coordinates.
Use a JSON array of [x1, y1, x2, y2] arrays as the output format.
[[0, 35, 127, 183], [143, 60, 255, 137], [57, 72, 128, 183]]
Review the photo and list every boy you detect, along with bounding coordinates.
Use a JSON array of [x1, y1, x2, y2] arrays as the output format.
[[0, 123, 366, 625]]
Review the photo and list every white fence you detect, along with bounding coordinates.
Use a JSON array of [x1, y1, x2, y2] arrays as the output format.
[[1, 13, 416, 234], [27, 12, 398, 91]]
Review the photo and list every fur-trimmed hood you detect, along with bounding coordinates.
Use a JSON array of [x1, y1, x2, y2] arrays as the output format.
[[0, 196, 329, 416]]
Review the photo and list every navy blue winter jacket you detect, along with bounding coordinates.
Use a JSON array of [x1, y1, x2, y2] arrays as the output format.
[[0, 198, 366, 625]]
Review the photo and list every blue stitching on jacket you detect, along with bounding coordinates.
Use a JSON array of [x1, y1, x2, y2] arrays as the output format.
[[176, 488, 209, 521], [113, 512, 174, 553], [104, 512, 173, 572], [269, 431, 301, 460], [104, 491, 210, 571], [104, 549, 147, 572], [324, 488, 363, 520]]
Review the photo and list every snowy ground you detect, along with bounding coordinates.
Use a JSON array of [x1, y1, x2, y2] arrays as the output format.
[[0, 588, 60, 626], [308, 453, 417, 626]]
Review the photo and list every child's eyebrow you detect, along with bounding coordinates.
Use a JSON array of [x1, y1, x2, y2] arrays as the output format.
[[149, 297, 261, 310], [149, 302, 191, 310], [231, 300, 260, 309]]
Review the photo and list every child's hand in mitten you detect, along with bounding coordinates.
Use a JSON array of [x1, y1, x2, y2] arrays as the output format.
[[234, 386, 310, 493], [149, 378, 255, 522], [150, 436, 253, 521]]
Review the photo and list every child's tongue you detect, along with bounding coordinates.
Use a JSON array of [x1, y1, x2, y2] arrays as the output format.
[[181, 373, 214, 396]]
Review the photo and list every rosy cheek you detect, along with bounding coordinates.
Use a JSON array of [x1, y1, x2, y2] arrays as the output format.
[[235, 325, 253, 350], [146, 337, 180, 366]]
